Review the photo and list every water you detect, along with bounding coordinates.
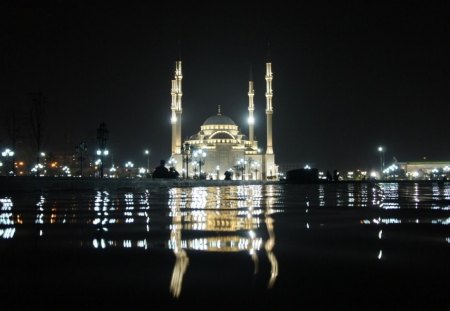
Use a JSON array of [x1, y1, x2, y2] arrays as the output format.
[[1, 182, 449, 310]]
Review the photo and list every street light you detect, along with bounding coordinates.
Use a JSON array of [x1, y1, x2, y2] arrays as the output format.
[[378, 146, 385, 179], [181, 143, 191, 179], [110, 165, 117, 178], [1, 148, 14, 176], [237, 158, 246, 180], [193, 149, 206, 179], [96, 149, 109, 179], [125, 161, 134, 178], [251, 161, 260, 180], [144, 149, 150, 173], [168, 157, 177, 168]]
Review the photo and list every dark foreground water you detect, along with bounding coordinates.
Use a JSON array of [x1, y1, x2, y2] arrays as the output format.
[[0, 182, 449, 310]]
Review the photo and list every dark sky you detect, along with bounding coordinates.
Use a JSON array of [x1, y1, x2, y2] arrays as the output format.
[[2, 1, 450, 171]]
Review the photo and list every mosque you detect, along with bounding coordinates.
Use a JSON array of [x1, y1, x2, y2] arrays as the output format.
[[168, 60, 278, 180]]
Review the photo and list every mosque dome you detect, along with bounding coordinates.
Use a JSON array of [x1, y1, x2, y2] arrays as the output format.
[[203, 114, 236, 126]]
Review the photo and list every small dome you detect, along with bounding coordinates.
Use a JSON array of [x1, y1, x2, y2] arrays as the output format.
[[203, 114, 236, 126]]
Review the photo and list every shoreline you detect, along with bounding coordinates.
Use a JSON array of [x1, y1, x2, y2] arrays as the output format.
[[0, 176, 278, 191], [0, 176, 448, 192]]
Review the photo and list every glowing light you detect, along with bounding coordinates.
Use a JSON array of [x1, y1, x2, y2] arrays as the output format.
[[248, 116, 255, 124], [2, 148, 14, 157]]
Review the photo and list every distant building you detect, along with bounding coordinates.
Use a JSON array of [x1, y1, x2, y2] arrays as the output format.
[[397, 161, 450, 179], [168, 60, 278, 180]]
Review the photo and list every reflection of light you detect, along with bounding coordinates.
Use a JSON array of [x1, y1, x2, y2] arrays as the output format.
[[0, 197, 14, 226], [93, 239, 106, 249], [361, 218, 401, 225], [378, 250, 383, 260], [319, 185, 325, 206], [0, 228, 15, 239], [432, 217, 450, 225], [378, 230, 382, 239], [35, 195, 45, 225], [379, 183, 399, 209], [0, 197, 15, 240]]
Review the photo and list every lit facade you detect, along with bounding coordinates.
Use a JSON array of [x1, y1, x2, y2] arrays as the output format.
[[397, 161, 450, 179], [169, 60, 278, 180]]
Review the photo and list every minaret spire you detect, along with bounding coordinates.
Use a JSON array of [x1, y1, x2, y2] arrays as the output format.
[[265, 61, 274, 155], [248, 65, 255, 145], [177, 39, 182, 61], [171, 59, 183, 155]]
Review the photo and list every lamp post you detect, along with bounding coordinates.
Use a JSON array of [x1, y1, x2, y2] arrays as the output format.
[[181, 143, 190, 179], [250, 161, 260, 180], [144, 149, 150, 173], [125, 161, 134, 178], [193, 149, 206, 179], [237, 159, 245, 180], [1, 148, 14, 176], [216, 165, 220, 180], [96, 122, 109, 179], [255, 162, 260, 180], [96, 149, 109, 178], [110, 165, 117, 178], [378, 146, 385, 179]]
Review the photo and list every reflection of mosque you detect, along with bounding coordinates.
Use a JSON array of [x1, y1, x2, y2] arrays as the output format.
[[167, 185, 280, 297], [2, 183, 450, 299]]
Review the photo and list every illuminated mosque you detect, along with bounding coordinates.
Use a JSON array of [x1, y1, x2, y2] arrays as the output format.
[[169, 60, 278, 180]]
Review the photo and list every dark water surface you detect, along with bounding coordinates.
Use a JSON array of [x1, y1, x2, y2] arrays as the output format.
[[1, 182, 449, 310]]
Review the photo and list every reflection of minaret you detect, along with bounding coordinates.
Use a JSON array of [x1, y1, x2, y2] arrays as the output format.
[[264, 184, 278, 288], [169, 188, 189, 298], [171, 60, 183, 155], [265, 61, 273, 155], [248, 66, 255, 145], [170, 226, 189, 298]]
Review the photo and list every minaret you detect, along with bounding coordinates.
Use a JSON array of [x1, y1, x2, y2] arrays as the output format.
[[265, 62, 274, 155], [171, 60, 183, 155], [248, 67, 255, 145]]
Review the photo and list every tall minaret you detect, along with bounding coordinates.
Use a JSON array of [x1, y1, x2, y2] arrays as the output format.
[[171, 60, 183, 155], [248, 67, 255, 145], [265, 62, 274, 155]]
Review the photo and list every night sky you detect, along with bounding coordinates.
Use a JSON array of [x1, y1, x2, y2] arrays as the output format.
[[2, 1, 450, 171]]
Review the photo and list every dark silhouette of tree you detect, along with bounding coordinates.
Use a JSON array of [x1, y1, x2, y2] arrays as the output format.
[[96, 122, 109, 178], [29, 91, 46, 177]]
